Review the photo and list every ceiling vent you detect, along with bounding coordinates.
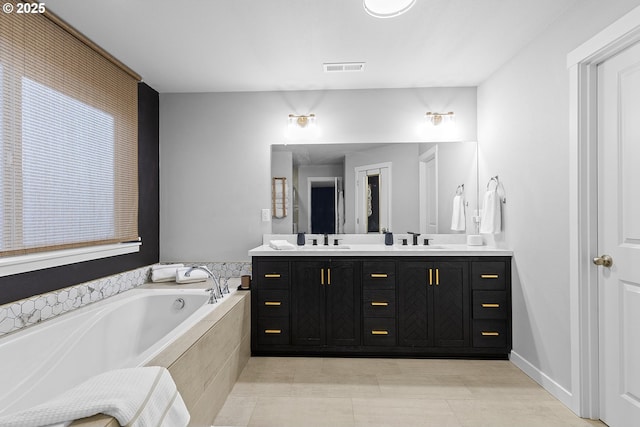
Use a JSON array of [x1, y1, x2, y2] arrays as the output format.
[[323, 62, 366, 73]]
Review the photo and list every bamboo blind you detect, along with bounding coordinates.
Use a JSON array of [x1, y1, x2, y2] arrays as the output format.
[[0, 0, 139, 256]]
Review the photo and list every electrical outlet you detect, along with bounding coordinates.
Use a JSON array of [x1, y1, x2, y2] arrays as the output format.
[[261, 208, 271, 222]]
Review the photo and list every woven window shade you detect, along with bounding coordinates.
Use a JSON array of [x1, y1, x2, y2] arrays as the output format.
[[0, 1, 139, 256]]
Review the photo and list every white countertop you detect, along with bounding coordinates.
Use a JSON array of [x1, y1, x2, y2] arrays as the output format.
[[249, 243, 512, 257]]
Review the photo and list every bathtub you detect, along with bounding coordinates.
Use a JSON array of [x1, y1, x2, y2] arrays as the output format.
[[0, 286, 237, 418]]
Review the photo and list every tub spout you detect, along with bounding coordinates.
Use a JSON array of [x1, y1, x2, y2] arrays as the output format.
[[184, 266, 222, 303]]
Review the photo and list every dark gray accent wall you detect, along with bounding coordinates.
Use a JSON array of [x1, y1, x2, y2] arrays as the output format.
[[0, 82, 160, 305]]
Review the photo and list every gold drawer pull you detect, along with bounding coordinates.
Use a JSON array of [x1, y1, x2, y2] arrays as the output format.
[[370, 273, 388, 278], [264, 301, 282, 306], [264, 329, 282, 334], [480, 274, 499, 279], [481, 303, 500, 308], [481, 331, 500, 336], [371, 302, 389, 307], [264, 274, 281, 278], [371, 330, 389, 335]]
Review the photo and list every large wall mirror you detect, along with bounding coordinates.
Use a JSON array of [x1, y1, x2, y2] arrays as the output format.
[[271, 142, 478, 235]]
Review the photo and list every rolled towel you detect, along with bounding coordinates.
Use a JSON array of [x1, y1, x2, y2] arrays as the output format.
[[151, 264, 184, 282], [175, 267, 209, 284], [269, 240, 296, 250]]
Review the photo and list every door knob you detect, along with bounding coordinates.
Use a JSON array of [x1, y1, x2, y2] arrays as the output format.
[[593, 254, 613, 268]]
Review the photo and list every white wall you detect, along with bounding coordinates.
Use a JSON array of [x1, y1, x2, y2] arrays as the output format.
[[271, 151, 293, 234], [160, 87, 476, 261], [477, 0, 640, 409]]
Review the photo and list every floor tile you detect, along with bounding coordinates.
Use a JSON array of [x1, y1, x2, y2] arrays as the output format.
[[248, 396, 354, 427]]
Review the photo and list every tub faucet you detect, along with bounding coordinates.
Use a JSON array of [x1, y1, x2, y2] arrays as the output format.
[[184, 266, 222, 304]]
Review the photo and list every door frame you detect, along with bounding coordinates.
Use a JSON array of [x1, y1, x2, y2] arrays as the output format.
[[568, 4, 640, 418], [307, 177, 337, 234]]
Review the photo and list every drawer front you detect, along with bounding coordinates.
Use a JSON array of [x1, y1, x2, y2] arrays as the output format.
[[363, 318, 396, 346], [362, 261, 396, 289], [471, 262, 506, 290], [257, 318, 290, 345], [363, 290, 396, 317], [472, 320, 507, 348], [472, 291, 507, 319], [256, 261, 290, 289], [257, 290, 290, 318]]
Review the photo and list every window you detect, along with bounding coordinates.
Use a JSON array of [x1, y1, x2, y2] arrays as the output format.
[[0, 2, 139, 258]]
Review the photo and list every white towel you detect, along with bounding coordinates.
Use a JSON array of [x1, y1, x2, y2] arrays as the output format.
[[175, 267, 209, 284], [151, 264, 184, 282], [0, 367, 189, 427], [450, 194, 466, 231], [479, 189, 502, 234], [269, 240, 296, 250]]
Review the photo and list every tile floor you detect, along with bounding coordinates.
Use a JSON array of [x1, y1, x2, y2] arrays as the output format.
[[213, 357, 607, 427]]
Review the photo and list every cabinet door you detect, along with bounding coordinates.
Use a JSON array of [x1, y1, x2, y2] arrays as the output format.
[[398, 261, 433, 347], [432, 262, 469, 347], [291, 260, 326, 346], [326, 260, 360, 346]]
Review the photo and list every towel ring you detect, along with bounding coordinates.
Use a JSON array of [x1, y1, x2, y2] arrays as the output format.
[[486, 175, 506, 204], [455, 184, 464, 195]]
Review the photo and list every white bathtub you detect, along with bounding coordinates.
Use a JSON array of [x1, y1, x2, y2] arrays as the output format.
[[0, 286, 236, 417]]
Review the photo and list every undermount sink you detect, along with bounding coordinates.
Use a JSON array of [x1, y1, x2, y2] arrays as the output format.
[[395, 245, 446, 250], [299, 245, 351, 250]]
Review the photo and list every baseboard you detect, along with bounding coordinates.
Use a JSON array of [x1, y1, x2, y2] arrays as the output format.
[[510, 351, 577, 413]]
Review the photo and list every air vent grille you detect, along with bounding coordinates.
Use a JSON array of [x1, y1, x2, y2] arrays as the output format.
[[323, 62, 365, 73]]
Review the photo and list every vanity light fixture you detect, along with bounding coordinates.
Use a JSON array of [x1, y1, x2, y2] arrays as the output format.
[[286, 113, 318, 140], [426, 111, 455, 126], [288, 114, 316, 128], [364, 0, 416, 19]]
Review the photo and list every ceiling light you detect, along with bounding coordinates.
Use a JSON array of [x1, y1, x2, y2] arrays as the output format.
[[363, 0, 416, 19]]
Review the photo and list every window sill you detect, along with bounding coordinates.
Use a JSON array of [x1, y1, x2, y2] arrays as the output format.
[[0, 241, 142, 277]]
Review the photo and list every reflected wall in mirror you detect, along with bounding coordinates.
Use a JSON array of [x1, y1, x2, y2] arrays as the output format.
[[271, 142, 478, 235]]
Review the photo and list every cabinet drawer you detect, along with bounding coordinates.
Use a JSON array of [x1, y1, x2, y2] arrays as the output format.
[[363, 290, 395, 317], [257, 290, 290, 317], [256, 261, 289, 289], [472, 320, 507, 348], [363, 261, 396, 289], [257, 318, 290, 345], [363, 318, 396, 346], [471, 262, 506, 290], [472, 291, 507, 319]]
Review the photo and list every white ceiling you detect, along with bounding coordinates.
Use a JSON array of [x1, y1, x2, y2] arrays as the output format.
[[47, 0, 577, 93]]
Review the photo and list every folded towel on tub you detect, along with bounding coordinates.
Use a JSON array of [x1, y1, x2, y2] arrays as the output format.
[[175, 267, 209, 284], [0, 366, 190, 427], [151, 263, 184, 282]]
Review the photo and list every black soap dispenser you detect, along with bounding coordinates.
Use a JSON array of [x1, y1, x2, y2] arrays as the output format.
[[297, 232, 306, 246], [384, 231, 394, 246]]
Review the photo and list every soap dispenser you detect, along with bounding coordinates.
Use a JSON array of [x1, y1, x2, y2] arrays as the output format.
[[384, 232, 394, 246], [297, 232, 306, 246]]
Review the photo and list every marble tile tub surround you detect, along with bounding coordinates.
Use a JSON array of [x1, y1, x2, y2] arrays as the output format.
[[0, 261, 251, 338]]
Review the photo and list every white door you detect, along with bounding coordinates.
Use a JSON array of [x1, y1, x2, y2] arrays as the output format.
[[419, 147, 438, 234], [597, 41, 640, 427]]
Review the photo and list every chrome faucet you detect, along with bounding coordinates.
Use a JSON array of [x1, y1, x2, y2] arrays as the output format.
[[184, 265, 224, 304]]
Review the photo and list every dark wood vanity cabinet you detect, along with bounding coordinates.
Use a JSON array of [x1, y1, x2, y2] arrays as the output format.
[[291, 259, 361, 347], [251, 256, 511, 358], [398, 261, 469, 349]]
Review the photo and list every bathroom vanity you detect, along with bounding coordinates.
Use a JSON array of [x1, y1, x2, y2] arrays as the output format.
[[249, 243, 512, 359]]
